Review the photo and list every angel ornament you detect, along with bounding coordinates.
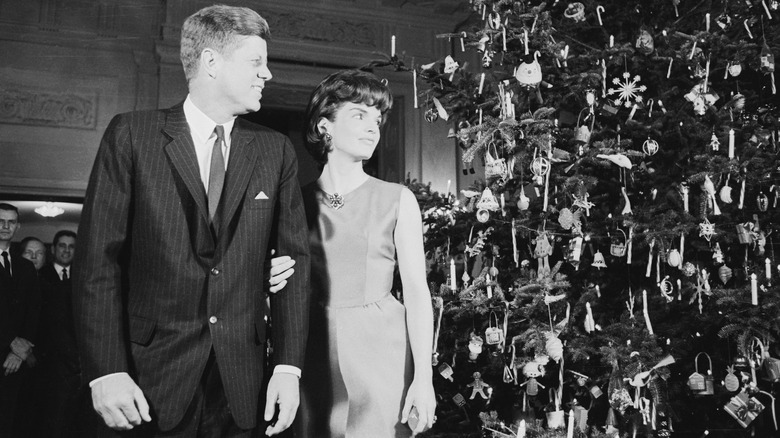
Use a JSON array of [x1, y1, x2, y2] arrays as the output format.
[[535, 231, 553, 276]]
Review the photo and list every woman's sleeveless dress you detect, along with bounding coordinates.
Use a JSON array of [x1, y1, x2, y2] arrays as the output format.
[[298, 177, 413, 438]]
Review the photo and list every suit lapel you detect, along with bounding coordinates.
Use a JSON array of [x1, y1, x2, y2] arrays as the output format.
[[220, 120, 258, 231], [162, 106, 210, 224]]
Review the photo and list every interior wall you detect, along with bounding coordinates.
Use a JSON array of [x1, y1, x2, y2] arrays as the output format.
[[0, 0, 467, 239]]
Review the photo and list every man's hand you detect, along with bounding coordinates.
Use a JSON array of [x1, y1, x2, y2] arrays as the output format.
[[11, 337, 34, 361], [91, 373, 152, 430], [263, 372, 300, 436], [268, 250, 295, 294], [3, 352, 22, 376], [25, 352, 37, 368]]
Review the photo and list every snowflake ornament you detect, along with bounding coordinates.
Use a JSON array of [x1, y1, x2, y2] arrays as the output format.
[[699, 217, 716, 242], [608, 72, 647, 108]]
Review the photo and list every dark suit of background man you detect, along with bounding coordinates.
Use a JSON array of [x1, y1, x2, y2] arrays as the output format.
[[0, 203, 41, 438], [72, 5, 311, 437], [38, 230, 90, 437]]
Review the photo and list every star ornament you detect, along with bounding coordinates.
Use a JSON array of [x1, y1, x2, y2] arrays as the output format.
[[608, 72, 647, 108], [698, 218, 716, 241]]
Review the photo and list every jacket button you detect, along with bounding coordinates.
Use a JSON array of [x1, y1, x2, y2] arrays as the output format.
[[209, 316, 218, 324], [211, 267, 220, 276]]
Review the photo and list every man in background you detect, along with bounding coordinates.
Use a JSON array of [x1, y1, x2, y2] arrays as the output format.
[[38, 230, 86, 437], [0, 203, 41, 437]]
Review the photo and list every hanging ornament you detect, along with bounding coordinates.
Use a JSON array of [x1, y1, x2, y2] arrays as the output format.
[[728, 62, 743, 77], [610, 229, 628, 257], [724, 365, 740, 392], [477, 188, 500, 211], [443, 55, 459, 81], [520, 360, 546, 396], [658, 275, 674, 302], [515, 51, 550, 104], [592, 249, 607, 269], [761, 43, 776, 73], [572, 192, 594, 216], [757, 192, 770, 211], [485, 312, 504, 345], [685, 82, 720, 115], [713, 242, 724, 264], [608, 71, 647, 108], [564, 2, 586, 21], [530, 155, 551, 185], [558, 208, 575, 230], [517, 188, 530, 210], [643, 137, 659, 155], [482, 49, 494, 69], [535, 231, 553, 275], [682, 261, 697, 277], [668, 249, 682, 267], [424, 107, 438, 123], [703, 175, 722, 215], [699, 217, 716, 241], [720, 174, 734, 204], [546, 334, 564, 362], [584, 302, 596, 333], [468, 333, 484, 361], [635, 29, 654, 55], [467, 372, 491, 399], [717, 13, 732, 29], [719, 264, 733, 284], [710, 131, 720, 151]]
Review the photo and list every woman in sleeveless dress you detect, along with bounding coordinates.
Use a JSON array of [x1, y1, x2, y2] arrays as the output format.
[[274, 69, 436, 437]]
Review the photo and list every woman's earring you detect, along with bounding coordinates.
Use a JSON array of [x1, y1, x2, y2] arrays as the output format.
[[323, 132, 332, 144]]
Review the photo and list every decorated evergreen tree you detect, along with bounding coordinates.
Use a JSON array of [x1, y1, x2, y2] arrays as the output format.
[[383, 0, 780, 436]]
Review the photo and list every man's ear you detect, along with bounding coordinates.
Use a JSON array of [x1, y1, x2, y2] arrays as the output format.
[[200, 48, 219, 79]]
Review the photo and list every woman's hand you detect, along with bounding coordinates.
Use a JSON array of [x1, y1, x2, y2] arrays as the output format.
[[268, 249, 295, 293], [401, 377, 436, 435]]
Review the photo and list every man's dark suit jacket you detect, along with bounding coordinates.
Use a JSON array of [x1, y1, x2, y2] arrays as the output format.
[[0, 254, 41, 357], [38, 265, 79, 375], [73, 104, 311, 431]]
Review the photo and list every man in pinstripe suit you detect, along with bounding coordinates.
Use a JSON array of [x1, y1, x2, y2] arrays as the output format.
[[73, 5, 310, 437]]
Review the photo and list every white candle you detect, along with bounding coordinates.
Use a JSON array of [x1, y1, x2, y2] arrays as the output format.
[[446, 179, 451, 195], [609, 35, 614, 47], [391, 35, 396, 57], [450, 258, 457, 291], [413, 68, 418, 109], [706, 13, 711, 32], [518, 420, 526, 438], [502, 25, 507, 51], [728, 129, 735, 159], [567, 409, 575, 438], [501, 193, 506, 216], [751, 273, 758, 305], [767, 258, 772, 280], [486, 273, 493, 298], [643, 289, 654, 335], [479, 72, 485, 94]]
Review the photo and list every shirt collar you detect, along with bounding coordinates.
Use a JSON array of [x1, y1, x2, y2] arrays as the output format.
[[183, 95, 236, 144], [54, 263, 69, 273]]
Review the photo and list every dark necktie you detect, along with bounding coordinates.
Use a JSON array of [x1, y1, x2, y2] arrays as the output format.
[[1, 251, 11, 277], [208, 125, 226, 225], [61, 267, 68, 281]]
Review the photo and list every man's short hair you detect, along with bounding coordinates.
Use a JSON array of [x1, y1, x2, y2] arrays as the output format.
[[53, 230, 77, 247], [0, 203, 19, 215], [180, 5, 271, 82], [20, 236, 44, 252]]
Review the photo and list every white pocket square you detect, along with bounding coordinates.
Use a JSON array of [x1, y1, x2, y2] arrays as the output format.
[[255, 191, 269, 200]]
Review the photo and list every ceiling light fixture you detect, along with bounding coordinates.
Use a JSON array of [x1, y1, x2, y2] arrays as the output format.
[[35, 202, 65, 218]]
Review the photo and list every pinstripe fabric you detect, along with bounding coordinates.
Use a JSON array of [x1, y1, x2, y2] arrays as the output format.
[[72, 104, 311, 431]]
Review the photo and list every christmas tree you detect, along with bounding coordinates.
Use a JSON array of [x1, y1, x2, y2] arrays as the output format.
[[385, 0, 780, 436]]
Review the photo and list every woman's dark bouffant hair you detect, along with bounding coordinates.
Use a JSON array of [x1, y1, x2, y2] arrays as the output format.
[[304, 69, 393, 166]]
